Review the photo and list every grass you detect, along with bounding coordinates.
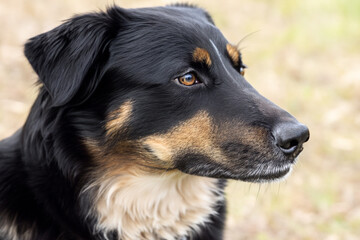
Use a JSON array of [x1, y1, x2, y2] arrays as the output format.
[[1, 0, 359, 239]]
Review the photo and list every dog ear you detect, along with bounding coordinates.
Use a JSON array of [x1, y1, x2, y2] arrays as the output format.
[[24, 7, 125, 106]]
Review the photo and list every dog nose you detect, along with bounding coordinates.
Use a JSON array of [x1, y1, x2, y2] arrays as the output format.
[[273, 122, 309, 155]]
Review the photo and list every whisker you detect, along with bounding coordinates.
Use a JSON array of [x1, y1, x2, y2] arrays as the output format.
[[236, 30, 261, 49]]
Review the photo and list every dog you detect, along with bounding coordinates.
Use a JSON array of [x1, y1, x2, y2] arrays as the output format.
[[0, 4, 309, 240]]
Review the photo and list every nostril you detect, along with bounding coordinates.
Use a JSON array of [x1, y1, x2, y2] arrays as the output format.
[[281, 139, 298, 150], [278, 139, 299, 154]]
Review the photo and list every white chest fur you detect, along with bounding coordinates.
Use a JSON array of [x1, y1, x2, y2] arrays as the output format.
[[89, 172, 222, 240]]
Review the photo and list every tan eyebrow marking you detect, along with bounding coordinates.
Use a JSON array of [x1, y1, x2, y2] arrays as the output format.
[[192, 47, 212, 67], [226, 43, 240, 66]]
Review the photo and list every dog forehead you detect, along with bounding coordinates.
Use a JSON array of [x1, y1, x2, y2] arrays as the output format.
[[116, 6, 221, 47], [108, 23, 226, 85], [131, 6, 212, 25]]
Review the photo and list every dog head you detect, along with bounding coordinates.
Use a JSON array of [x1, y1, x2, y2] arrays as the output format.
[[24, 5, 309, 183]]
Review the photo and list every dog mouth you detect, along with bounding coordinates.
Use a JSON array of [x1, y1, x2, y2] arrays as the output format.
[[240, 164, 293, 183]]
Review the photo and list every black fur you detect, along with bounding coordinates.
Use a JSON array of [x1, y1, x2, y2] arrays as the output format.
[[0, 4, 308, 240]]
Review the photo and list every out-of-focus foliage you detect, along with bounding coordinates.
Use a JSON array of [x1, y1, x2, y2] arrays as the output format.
[[0, 0, 359, 239]]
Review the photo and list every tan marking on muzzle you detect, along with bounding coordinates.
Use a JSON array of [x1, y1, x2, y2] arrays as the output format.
[[218, 120, 269, 145], [226, 44, 240, 66], [142, 111, 223, 164], [192, 47, 212, 67], [105, 100, 133, 136]]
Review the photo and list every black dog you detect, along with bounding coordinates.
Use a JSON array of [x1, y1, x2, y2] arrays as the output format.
[[0, 4, 309, 240]]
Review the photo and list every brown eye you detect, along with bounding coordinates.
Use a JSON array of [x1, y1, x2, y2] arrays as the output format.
[[178, 73, 199, 86], [240, 65, 246, 76]]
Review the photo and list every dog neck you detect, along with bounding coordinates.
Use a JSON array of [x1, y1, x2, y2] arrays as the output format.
[[86, 170, 222, 240]]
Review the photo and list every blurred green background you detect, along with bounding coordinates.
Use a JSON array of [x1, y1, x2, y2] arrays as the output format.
[[0, 0, 359, 239]]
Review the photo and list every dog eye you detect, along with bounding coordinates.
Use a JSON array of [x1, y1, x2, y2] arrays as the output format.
[[240, 65, 246, 76], [177, 73, 200, 86]]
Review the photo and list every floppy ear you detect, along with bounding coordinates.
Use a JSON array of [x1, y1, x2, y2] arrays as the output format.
[[24, 7, 125, 106]]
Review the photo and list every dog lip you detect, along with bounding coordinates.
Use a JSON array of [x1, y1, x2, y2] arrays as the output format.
[[242, 165, 292, 183]]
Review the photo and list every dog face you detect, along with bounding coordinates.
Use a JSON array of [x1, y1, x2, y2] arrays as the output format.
[[24, 5, 309, 183]]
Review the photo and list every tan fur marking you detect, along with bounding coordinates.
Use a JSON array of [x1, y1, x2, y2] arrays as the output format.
[[106, 100, 133, 136], [143, 111, 224, 163], [226, 43, 240, 66], [86, 170, 222, 240], [192, 47, 212, 67], [83, 137, 172, 174]]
